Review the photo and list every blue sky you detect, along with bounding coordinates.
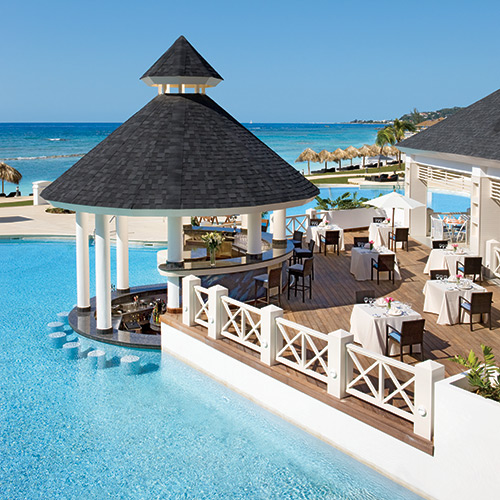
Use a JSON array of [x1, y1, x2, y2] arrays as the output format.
[[2, 0, 500, 123]]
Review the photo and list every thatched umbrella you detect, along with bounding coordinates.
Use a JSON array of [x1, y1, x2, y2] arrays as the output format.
[[0, 162, 22, 195], [318, 149, 333, 171], [358, 145, 373, 171], [344, 145, 360, 167], [295, 148, 319, 175], [330, 148, 347, 171]]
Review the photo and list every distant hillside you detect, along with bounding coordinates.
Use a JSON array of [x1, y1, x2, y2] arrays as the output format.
[[400, 107, 463, 124]]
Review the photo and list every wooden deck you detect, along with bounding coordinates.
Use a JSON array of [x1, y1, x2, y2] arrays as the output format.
[[161, 234, 499, 455], [282, 231, 500, 377]]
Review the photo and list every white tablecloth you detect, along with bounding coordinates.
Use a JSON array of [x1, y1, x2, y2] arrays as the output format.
[[350, 247, 401, 281], [422, 279, 486, 325], [350, 303, 422, 355], [423, 249, 476, 275], [368, 223, 403, 248], [305, 225, 345, 251]]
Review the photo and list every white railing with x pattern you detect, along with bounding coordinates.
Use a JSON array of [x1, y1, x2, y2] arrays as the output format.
[[220, 296, 263, 352], [276, 318, 329, 383], [181, 275, 445, 440], [193, 285, 210, 328], [346, 344, 417, 422], [285, 214, 309, 238]]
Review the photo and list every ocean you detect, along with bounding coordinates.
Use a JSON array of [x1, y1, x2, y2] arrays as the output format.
[[0, 122, 382, 195]]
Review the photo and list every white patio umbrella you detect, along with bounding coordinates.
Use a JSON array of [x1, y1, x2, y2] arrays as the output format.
[[362, 191, 425, 233]]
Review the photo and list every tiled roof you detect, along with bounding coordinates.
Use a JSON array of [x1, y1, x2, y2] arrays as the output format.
[[43, 94, 319, 211], [141, 35, 222, 80], [398, 88, 500, 162]]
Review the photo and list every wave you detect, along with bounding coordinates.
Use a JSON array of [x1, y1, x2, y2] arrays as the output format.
[[47, 138, 67, 141], [0, 153, 85, 161]]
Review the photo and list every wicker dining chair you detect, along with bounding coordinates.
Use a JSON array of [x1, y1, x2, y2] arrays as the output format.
[[389, 227, 409, 252], [459, 292, 493, 331], [456, 256, 482, 283], [371, 254, 395, 284], [386, 319, 425, 362], [432, 239, 449, 249], [373, 217, 385, 223], [291, 230, 304, 248], [309, 218, 323, 227], [355, 289, 376, 304], [320, 230, 340, 255], [353, 236, 369, 248], [430, 269, 450, 280]]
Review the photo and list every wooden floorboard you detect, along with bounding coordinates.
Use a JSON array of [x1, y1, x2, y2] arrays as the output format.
[[281, 232, 500, 377]]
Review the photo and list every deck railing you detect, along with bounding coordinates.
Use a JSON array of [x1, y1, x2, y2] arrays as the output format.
[[276, 318, 329, 383], [220, 296, 263, 352], [285, 214, 309, 238], [181, 275, 444, 440]]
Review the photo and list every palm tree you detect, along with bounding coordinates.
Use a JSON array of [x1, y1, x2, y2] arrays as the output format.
[[391, 119, 416, 166], [375, 127, 395, 170]]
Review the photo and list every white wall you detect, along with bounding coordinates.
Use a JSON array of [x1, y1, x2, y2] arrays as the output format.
[[161, 323, 500, 499]]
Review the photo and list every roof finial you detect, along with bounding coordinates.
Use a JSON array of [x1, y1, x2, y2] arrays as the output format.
[[141, 35, 223, 94]]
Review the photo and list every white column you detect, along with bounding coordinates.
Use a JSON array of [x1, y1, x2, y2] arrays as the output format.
[[75, 211, 90, 312], [116, 216, 129, 292], [95, 214, 112, 333], [327, 329, 354, 398], [246, 212, 262, 255], [406, 156, 427, 237], [240, 214, 248, 230], [167, 216, 184, 310], [272, 209, 287, 246]]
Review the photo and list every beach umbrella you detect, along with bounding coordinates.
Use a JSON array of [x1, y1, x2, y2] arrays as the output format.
[[295, 148, 320, 175], [0, 162, 22, 195], [357, 145, 373, 171], [318, 149, 333, 171], [344, 146, 360, 166], [362, 191, 425, 235], [330, 148, 348, 171]]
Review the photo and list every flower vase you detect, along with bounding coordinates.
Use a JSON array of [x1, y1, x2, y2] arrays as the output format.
[[387, 301, 391, 310], [209, 247, 216, 267]]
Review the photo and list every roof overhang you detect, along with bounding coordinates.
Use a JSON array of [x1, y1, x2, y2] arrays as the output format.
[[400, 146, 500, 171], [44, 196, 317, 217], [141, 75, 222, 87]]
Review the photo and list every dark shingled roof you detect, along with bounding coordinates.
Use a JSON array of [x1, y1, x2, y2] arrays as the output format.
[[141, 35, 223, 81], [398, 88, 500, 162], [42, 94, 319, 211]]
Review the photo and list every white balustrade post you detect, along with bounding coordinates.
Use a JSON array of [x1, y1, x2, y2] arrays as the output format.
[[305, 208, 315, 229], [272, 209, 287, 248], [260, 305, 284, 365], [95, 213, 112, 333], [75, 211, 90, 312], [327, 329, 354, 398], [247, 212, 262, 256], [414, 360, 445, 440], [208, 285, 228, 340], [116, 215, 129, 292], [182, 275, 201, 326]]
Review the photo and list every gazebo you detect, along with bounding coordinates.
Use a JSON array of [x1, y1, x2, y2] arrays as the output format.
[[43, 35, 318, 336]]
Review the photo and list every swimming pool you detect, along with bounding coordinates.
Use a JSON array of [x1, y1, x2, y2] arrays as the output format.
[[287, 186, 470, 216], [0, 240, 422, 499]]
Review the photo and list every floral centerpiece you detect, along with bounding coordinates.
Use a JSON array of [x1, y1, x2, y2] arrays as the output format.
[[201, 231, 225, 266], [386, 217, 391, 224], [452, 243, 459, 253], [456, 273, 463, 284], [384, 296, 394, 309], [369, 239, 374, 250]]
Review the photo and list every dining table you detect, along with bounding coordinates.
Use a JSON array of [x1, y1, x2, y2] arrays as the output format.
[[305, 224, 345, 251], [422, 278, 486, 325], [350, 302, 422, 355], [368, 222, 405, 248], [350, 246, 401, 281], [423, 248, 477, 275]]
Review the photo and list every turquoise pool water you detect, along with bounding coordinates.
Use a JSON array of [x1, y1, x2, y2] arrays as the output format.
[[0, 240, 422, 499]]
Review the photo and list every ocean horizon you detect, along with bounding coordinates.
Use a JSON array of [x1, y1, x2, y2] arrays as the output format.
[[0, 122, 383, 194]]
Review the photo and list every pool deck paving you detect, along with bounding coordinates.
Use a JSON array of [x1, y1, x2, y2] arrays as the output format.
[[0, 204, 168, 242]]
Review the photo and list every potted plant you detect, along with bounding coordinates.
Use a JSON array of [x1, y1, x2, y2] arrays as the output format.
[[201, 231, 225, 266], [451, 345, 500, 402]]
